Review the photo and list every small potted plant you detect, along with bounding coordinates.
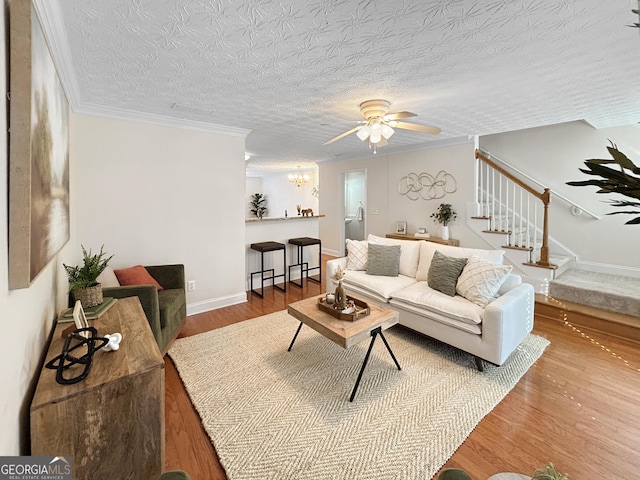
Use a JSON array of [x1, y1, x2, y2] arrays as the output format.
[[250, 193, 267, 219], [430, 203, 457, 240], [532, 462, 569, 480], [63, 245, 113, 308]]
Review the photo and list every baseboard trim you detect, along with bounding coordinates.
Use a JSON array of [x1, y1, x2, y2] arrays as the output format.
[[573, 261, 640, 279], [535, 293, 640, 344], [187, 292, 247, 316]]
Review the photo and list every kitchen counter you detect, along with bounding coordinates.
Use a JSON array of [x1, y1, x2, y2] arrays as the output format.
[[246, 214, 326, 223]]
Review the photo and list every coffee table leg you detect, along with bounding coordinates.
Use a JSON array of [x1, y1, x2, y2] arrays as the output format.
[[379, 330, 402, 371], [287, 322, 303, 352], [350, 327, 401, 402]]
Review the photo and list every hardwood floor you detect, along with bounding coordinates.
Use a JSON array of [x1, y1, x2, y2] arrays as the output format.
[[164, 256, 640, 479]]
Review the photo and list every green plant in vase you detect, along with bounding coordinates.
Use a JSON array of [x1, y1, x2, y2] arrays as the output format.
[[250, 193, 268, 219], [430, 203, 457, 240], [63, 245, 113, 307]]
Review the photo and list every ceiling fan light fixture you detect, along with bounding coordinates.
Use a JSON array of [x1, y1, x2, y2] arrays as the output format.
[[356, 125, 370, 141], [323, 99, 440, 152], [369, 121, 383, 143]]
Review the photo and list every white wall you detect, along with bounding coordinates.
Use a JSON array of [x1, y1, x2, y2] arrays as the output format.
[[0, 6, 75, 453], [245, 171, 319, 219], [480, 121, 640, 270], [319, 141, 479, 256], [72, 114, 248, 314]]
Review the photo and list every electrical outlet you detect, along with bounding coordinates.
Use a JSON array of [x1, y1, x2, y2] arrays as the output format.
[[187, 280, 196, 291]]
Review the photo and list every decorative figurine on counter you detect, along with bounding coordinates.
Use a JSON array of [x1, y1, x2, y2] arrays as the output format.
[[301, 208, 314, 217], [331, 266, 347, 310], [296, 204, 302, 215]]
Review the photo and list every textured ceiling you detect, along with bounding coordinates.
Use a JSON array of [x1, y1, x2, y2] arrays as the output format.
[[35, 0, 640, 174]]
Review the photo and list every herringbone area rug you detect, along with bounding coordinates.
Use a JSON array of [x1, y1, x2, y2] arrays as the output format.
[[169, 310, 549, 480]]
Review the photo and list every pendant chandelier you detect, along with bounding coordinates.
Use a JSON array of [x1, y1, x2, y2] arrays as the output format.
[[288, 167, 310, 187]]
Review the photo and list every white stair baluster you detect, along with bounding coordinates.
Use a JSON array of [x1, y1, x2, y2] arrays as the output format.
[[499, 173, 503, 231], [519, 189, 523, 247], [527, 195, 531, 248]]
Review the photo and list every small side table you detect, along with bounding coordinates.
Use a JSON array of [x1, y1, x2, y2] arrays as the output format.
[[487, 473, 530, 480]]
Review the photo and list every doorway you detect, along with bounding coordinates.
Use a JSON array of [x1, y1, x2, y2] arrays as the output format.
[[344, 170, 366, 243]]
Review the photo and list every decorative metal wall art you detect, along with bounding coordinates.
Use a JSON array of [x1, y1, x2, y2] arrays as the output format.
[[398, 171, 457, 201]]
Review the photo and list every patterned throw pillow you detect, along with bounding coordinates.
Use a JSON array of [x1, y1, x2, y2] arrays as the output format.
[[366, 244, 401, 276], [427, 250, 467, 296], [456, 256, 513, 307], [346, 239, 368, 271]]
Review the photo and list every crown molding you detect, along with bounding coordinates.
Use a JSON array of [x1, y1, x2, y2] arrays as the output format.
[[74, 103, 251, 137], [33, 0, 82, 111], [316, 135, 474, 165]]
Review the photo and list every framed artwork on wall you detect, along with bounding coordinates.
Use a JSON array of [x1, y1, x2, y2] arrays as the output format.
[[395, 221, 407, 235], [8, 0, 70, 289]]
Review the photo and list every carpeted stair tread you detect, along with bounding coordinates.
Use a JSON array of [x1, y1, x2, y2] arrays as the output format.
[[549, 269, 640, 318]]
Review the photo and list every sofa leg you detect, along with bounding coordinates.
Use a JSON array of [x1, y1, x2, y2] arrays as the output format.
[[474, 356, 484, 371]]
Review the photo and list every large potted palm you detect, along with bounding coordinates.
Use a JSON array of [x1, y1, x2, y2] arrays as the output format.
[[567, 143, 640, 225], [63, 245, 113, 308]]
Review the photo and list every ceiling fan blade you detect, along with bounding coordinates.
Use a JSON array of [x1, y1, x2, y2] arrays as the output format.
[[320, 120, 366, 126], [323, 126, 361, 145], [384, 111, 417, 121], [394, 121, 441, 135]]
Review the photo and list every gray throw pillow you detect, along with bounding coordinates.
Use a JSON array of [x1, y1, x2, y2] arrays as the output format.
[[427, 250, 467, 296], [366, 244, 401, 277]]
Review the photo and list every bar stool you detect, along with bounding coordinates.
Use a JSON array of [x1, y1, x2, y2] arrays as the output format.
[[288, 237, 321, 288], [250, 241, 286, 297]]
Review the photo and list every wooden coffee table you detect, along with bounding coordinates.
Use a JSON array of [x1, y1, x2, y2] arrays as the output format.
[[287, 295, 401, 402]]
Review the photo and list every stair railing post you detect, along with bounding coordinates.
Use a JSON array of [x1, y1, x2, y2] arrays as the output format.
[[539, 188, 551, 267]]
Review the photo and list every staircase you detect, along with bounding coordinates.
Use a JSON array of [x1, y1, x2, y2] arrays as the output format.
[[468, 150, 576, 292], [470, 149, 640, 343]]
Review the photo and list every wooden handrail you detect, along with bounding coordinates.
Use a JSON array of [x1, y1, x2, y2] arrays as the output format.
[[475, 149, 553, 268], [475, 150, 543, 199]]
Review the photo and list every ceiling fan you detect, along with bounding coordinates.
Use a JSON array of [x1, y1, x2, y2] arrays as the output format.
[[323, 99, 441, 153]]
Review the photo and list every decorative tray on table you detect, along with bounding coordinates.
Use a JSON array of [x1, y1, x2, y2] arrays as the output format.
[[317, 295, 370, 322]]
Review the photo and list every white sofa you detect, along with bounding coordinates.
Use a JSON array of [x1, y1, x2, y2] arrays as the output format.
[[326, 235, 535, 369]]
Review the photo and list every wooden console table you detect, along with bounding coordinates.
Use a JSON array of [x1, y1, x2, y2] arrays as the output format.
[[386, 233, 460, 246], [31, 297, 165, 480]]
